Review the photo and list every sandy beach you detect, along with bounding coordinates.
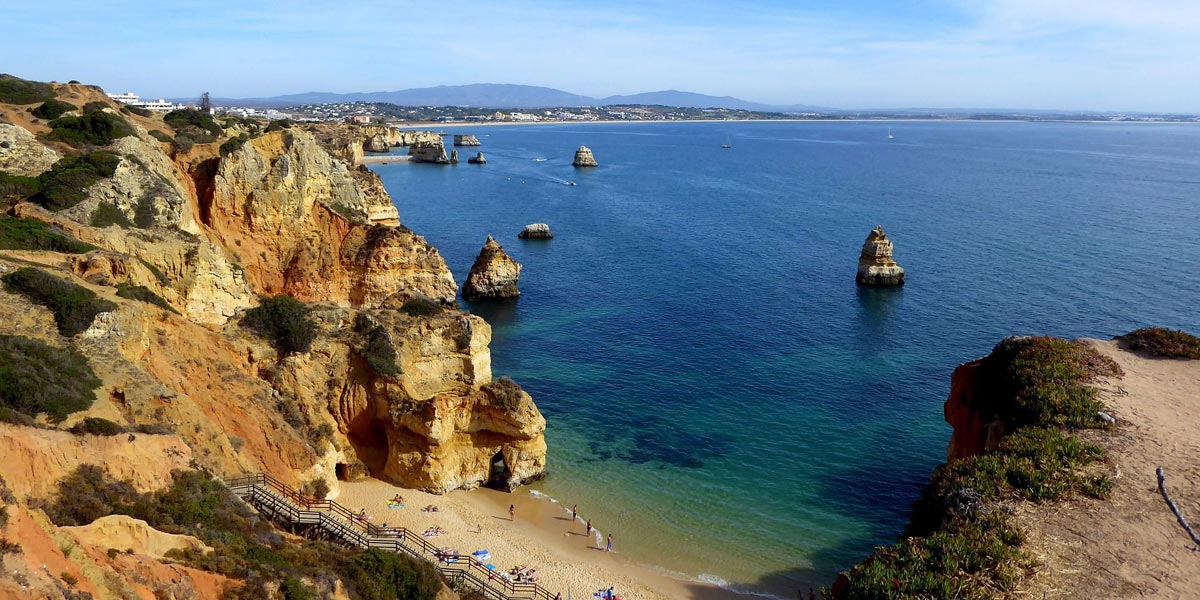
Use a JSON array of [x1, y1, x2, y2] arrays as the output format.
[[334, 479, 765, 600], [360, 154, 411, 164]]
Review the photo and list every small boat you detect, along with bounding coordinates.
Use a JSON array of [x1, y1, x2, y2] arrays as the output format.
[[887, 128, 894, 139], [533, 158, 547, 162], [721, 135, 732, 148]]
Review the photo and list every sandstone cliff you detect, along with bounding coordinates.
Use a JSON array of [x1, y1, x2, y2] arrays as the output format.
[[453, 134, 482, 147], [462, 236, 522, 301], [409, 138, 451, 164], [855, 225, 904, 286]]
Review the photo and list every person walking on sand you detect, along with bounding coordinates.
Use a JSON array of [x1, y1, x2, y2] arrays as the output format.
[[571, 504, 578, 523], [585, 519, 592, 539], [606, 533, 613, 552], [509, 504, 515, 521]]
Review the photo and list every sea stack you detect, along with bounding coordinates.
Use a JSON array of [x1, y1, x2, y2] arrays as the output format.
[[856, 225, 905, 286], [467, 152, 486, 164], [454, 134, 482, 146], [364, 133, 390, 153], [450, 149, 459, 164], [517, 223, 553, 239], [408, 138, 450, 163], [463, 236, 523, 300], [572, 145, 598, 167]]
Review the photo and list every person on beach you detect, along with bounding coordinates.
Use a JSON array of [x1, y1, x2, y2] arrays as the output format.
[[572, 504, 578, 523], [809, 588, 817, 600], [606, 533, 613, 552], [509, 504, 515, 521], [585, 519, 592, 539]]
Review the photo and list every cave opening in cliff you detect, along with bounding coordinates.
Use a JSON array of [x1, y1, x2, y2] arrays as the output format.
[[335, 463, 349, 481], [346, 419, 389, 476], [486, 451, 510, 490]]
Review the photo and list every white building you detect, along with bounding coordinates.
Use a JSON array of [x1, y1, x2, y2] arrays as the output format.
[[107, 92, 140, 104], [106, 91, 183, 111]]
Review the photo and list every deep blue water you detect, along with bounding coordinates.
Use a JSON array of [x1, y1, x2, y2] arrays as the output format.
[[372, 121, 1200, 597]]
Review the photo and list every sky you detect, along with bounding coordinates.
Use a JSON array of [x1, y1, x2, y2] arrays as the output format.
[[4, 0, 1199, 111]]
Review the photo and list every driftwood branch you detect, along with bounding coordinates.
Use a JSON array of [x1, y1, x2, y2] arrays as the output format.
[[1156, 466, 1200, 549]]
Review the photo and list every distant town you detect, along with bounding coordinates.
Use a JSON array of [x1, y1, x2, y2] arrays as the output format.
[[112, 92, 1200, 124]]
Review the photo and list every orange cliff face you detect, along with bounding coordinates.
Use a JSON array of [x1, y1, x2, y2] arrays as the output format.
[[943, 359, 1008, 462], [0, 81, 545, 500]]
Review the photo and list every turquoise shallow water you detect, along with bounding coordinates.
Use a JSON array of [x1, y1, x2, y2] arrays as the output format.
[[372, 121, 1200, 596]]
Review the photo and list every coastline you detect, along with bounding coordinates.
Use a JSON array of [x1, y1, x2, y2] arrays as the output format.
[[360, 154, 410, 164], [392, 117, 1198, 130], [334, 478, 771, 600]]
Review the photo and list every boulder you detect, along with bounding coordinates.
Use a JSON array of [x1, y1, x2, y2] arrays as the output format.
[[572, 145, 597, 167], [408, 138, 450, 164], [467, 152, 486, 164], [855, 225, 905, 286], [453, 134, 482, 146], [517, 223, 553, 239], [463, 236, 522, 301]]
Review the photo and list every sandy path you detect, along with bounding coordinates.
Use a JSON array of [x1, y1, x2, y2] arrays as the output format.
[[1015, 339, 1200, 599], [335, 479, 764, 600]]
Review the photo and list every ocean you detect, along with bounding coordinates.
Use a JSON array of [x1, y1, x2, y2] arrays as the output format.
[[371, 121, 1200, 597]]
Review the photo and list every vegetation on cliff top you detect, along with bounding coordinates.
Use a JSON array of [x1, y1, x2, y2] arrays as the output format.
[[31, 98, 77, 120], [242, 294, 316, 355], [164, 108, 223, 138], [32, 151, 121, 210], [354, 314, 400, 376], [39, 466, 442, 600], [1119, 327, 1200, 359], [831, 336, 1121, 600], [44, 104, 135, 147], [483, 376, 527, 412], [0, 74, 55, 105], [0, 215, 96, 253], [0, 335, 100, 423], [1, 267, 117, 336], [116, 283, 178, 314], [0, 171, 41, 204]]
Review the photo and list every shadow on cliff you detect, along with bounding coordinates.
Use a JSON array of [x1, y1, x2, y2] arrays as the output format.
[[676, 454, 936, 600]]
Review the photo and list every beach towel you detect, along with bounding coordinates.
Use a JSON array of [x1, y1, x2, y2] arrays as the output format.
[[472, 550, 491, 561], [387, 503, 404, 509]]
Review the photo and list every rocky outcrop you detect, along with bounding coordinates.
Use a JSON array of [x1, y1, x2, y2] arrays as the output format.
[[199, 129, 453, 305], [518, 223, 553, 239], [61, 515, 212, 558], [855, 225, 905, 286], [467, 152, 486, 164], [0, 122, 60, 175], [453, 134, 482, 146], [268, 307, 547, 493], [450, 149, 459, 164], [364, 133, 391, 153], [462, 236, 522, 301], [943, 359, 1007, 461], [572, 145, 597, 167], [409, 138, 450, 164]]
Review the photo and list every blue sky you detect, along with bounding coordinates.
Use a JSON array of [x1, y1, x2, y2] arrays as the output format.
[[4, 0, 1198, 111]]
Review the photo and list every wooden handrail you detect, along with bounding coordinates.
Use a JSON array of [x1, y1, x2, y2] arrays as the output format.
[[225, 473, 557, 600]]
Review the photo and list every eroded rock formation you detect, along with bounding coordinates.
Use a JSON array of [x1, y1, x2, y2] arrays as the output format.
[[365, 133, 391, 153], [462, 236, 522, 301], [467, 151, 486, 164], [409, 137, 451, 163], [453, 134, 482, 146], [572, 145, 598, 167], [518, 223, 553, 239], [856, 225, 905, 286]]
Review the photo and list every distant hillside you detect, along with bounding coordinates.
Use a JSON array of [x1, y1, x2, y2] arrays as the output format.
[[198, 83, 822, 111]]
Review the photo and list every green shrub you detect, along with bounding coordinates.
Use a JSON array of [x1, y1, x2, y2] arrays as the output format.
[[133, 195, 155, 228], [266, 119, 293, 132], [0, 170, 41, 202], [0, 335, 100, 423], [90, 202, 132, 228], [69, 417, 126, 436], [116, 283, 178, 314], [31, 98, 77, 120], [0, 215, 96, 253], [1, 267, 117, 336], [125, 105, 152, 118], [82, 101, 111, 114], [163, 109, 222, 137], [354, 314, 400, 376], [281, 576, 316, 600], [0, 74, 55, 105], [44, 111, 135, 147], [400, 296, 441, 317], [219, 134, 250, 156], [173, 135, 195, 153], [33, 152, 121, 211], [301, 478, 330, 500], [0, 405, 38, 426], [1120, 327, 1200, 359], [60, 572, 78, 586], [343, 548, 441, 600], [482, 376, 525, 412], [148, 129, 172, 143], [242, 295, 315, 355]]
